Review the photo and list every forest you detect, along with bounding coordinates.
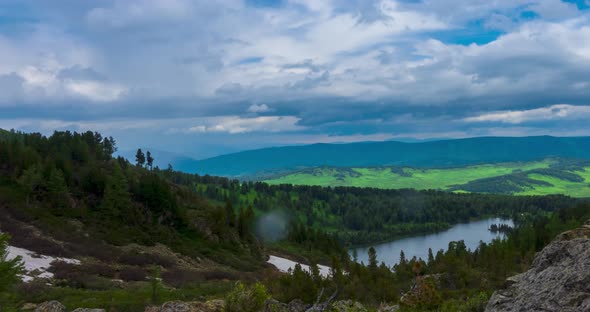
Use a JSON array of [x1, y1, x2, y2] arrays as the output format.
[[0, 128, 588, 311], [160, 168, 579, 246], [266, 201, 590, 311]]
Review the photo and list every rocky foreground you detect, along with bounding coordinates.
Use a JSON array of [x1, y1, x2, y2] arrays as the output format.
[[485, 220, 590, 312], [31, 299, 397, 312]]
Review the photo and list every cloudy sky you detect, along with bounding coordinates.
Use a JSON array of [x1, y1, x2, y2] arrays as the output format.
[[0, 0, 589, 159]]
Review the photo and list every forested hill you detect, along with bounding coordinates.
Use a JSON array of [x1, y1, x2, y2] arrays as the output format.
[[1, 128, 589, 311], [186, 136, 590, 177]]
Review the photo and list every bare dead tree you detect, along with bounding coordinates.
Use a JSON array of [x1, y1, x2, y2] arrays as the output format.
[[306, 288, 338, 312]]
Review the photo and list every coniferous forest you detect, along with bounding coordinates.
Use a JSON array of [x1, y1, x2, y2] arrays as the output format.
[[0, 129, 589, 311]]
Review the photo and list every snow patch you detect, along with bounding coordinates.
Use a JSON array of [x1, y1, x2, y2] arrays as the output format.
[[6, 245, 80, 282], [267, 255, 331, 277]]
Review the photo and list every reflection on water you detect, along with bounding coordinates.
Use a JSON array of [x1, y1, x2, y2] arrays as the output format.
[[351, 218, 514, 267]]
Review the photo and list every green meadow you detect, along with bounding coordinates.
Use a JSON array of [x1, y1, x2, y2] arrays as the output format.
[[264, 159, 590, 197]]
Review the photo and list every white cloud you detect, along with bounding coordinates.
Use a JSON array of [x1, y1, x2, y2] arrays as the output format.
[[464, 104, 590, 124], [528, 0, 580, 20], [187, 116, 304, 134], [13, 65, 126, 102], [0, 118, 165, 133], [64, 80, 125, 102], [247, 103, 271, 113], [86, 0, 193, 28]]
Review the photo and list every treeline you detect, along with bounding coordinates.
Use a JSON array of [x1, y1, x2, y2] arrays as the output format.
[[0, 129, 262, 269], [157, 168, 579, 246], [266, 202, 590, 310]]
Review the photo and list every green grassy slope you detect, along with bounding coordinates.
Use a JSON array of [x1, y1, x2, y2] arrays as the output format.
[[264, 159, 590, 197], [518, 169, 590, 197]]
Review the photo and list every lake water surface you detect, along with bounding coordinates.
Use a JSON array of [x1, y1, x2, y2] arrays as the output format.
[[351, 218, 513, 267]]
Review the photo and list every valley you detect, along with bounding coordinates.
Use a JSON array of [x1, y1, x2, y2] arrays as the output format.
[[4, 2, 590, 311], [264, 159, 590, 197], [1, 129, 589, 312]]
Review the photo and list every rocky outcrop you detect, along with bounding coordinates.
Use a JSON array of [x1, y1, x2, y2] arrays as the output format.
[[35, 301, 66, 312], [287, 299, 307, 312], [147, 300, 224, 312], [330, 300, 367, 312], [33, 301, 106, 312], [377, 304, 399, 312], [485, 220, 590, 312]]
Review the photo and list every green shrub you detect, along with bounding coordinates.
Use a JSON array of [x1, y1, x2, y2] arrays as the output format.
[[224, 281, 270, 312]]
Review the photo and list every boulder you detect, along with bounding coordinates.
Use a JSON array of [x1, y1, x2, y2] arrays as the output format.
[[265, 298, 288, 312], [150, 300, 225, 312], [35, 301, 66, 312], [21, 303, 37, 310], [485, 220, 590, 312], [204, 299, 224, 312], [330, 300, 367, 312], [160, 301, 193, 312], [287, 299, 307, 312], [377, 304, 399, 312]]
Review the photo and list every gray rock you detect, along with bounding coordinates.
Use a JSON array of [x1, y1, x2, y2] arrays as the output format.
[[72, 309, 106, 312], [21, 303, 37, 310], [265, 298, 289, 312], [35, 301, 66, 312], [485, 221, 590, 312], [160, 301, 192, 312], [154, 301, 224, 312], [377, 304, 399, 312], [288, 299, 307, 312]]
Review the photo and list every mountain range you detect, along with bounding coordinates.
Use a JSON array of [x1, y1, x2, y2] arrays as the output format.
[[176, 136, 590, 177]]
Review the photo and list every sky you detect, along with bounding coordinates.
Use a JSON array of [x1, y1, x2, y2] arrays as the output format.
[[0, 0, 589, 159]]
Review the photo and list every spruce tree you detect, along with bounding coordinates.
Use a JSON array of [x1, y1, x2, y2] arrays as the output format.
[[135, 148, 145, 167], [0, 234, 24, 295], [101, 163, 133, 221], [47, 167, 70, 214], [368, 246, 378, 269], [146, 151, 154, 170], [19, 164, 42, 206]]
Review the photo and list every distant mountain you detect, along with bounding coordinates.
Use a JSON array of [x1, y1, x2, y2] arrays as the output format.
[[117, 148, 197, 171], [187, 136, 590, 177]]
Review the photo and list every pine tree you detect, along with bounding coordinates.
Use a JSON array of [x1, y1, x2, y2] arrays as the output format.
[[225, 201, 236, 227], [19, 164, 42, 206], [368, 246, 378, 269], [102, 136, 117, 159], [0, 234, 24, 294], [135, 148, 145, 167], [146, 151, 154, 170], [46, 167, 70, 214], [149, 265, 161, 304], [399, 250, 407, 265], [101, 163, 133, 221]]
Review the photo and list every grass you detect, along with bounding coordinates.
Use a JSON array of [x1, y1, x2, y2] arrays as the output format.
[[10, 281, 233, 312], [264, 160, 590, 197], [517, 169, 590, 197]]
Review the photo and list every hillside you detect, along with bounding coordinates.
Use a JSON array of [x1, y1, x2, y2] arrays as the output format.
[[186, 136, 590, 177], [265, 159, 590, 197], [1, 128, 590, 311]]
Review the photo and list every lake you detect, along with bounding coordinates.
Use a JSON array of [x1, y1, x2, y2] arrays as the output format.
[[351, 218, 514, 267]]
